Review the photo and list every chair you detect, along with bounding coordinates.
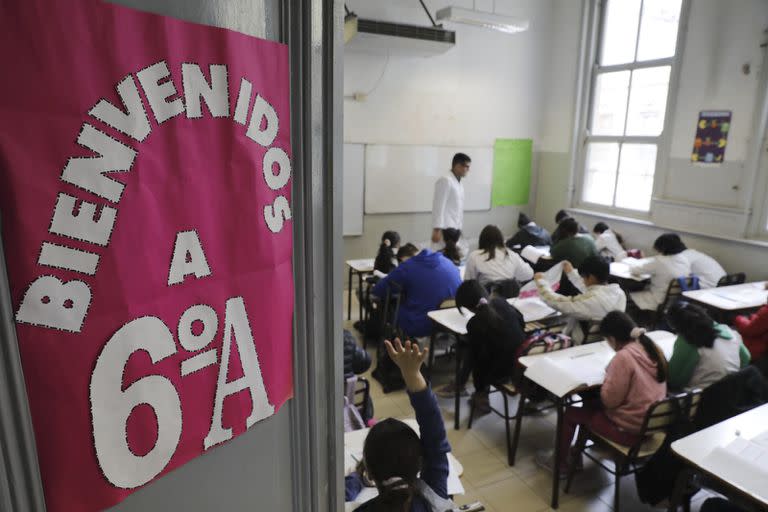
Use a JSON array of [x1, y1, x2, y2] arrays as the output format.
[[577, 319, 603, 344], [467, 333, 570, 465], [426, 298, 459, 378], [564, 389, 702, 512], [717, 272, 746, 287], [650, 276, 699, 327]]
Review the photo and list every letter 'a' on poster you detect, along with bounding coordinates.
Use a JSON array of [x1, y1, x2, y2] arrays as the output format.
[[492, 138, 532, 207]]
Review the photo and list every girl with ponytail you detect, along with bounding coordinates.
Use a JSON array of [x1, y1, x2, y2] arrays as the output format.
[[537, 311, 667, 475], [345, 339, 455, 511], [374, 231, 401, 274]]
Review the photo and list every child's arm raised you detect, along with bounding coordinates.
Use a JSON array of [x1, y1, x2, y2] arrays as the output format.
[[384, 339, 451, 498]]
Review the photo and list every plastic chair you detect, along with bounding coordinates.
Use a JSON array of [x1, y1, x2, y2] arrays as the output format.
[[651, 276, 699, 327]]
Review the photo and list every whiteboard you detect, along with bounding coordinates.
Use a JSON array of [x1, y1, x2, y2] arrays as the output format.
[[364, 144, 492, 214], [343, 143, 365, 235]]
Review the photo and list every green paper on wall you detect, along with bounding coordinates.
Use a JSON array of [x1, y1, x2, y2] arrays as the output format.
[[492, 139, 532, 206]]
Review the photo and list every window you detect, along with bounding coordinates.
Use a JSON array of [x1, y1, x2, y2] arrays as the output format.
[[579, 0, 683, 212]]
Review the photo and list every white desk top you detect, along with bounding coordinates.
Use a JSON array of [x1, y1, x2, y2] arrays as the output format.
[[671, 404, 768, 506], [610, 258, 652, 282], [344, 418, 464, 510], [683, 282, 768, 311], [427, 297, 560, 335], [347, 258, 376, 273], [518, 331, 676, 396]]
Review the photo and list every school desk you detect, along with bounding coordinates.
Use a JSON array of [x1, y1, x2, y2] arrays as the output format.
[[346, 258, 375, 321], [682, 281, 768, 315]]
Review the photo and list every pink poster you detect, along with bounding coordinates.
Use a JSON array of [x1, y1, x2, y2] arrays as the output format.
[[0, 1, 294, 510]]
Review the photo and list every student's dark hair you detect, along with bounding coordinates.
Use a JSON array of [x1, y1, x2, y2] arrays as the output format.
[[478, 224, 506, 261], [555, 209, 570, 224], [452, 152, 471, 167], [578, 255, 610, 283], [600, 311, 668, 383], [653, 233, 687, 255], [560, 217, 579, 237], [666, 301, 719, 349], [374, 231, 401, 273], [594, 222, 626, 248], [441, 228, 462, 264], [396, 243, 419, 262], [517, 212, 532, 227], [456, 280, 504, 332], [363, 418, 421, 511]]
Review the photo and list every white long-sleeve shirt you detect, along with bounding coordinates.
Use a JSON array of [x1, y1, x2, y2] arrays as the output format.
[[681, 249, 726, 289], [630, 253, 692, 310], [535, 269, 627, 321], [432, 172, 464, 230], [595, 230, 627, 261], [464, 247, 533, 285]]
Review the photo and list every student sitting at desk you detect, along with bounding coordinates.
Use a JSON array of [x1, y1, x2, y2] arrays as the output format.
[[506, 212, 552, 249], [373, 231, 401, 274], [666, 301, 750, 390], [465, 225, 533, 288], [593, 222, 627, 262], [551, 209, 589, 244], [439, 228, 463, 266], [537, 312, 667, 475], [671, 234, 726, 289], [534, 257, 626, 344], [373, 248, 461, 339], [734, 294, 768, 363], [345, 339, 455, 511], [450, 280, 527, 415], [628, 233, 692, 312]]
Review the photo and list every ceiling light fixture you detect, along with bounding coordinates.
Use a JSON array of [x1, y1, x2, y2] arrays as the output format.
[[435, 6, 529, 34]]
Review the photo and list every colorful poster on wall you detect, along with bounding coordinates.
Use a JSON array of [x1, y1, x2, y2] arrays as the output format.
[[691, 110, 732, 164], [0, 2, 294, 511], [492, 139, 533, 206]]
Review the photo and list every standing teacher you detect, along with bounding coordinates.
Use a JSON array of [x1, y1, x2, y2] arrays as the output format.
[[431, 152, 471, 257]]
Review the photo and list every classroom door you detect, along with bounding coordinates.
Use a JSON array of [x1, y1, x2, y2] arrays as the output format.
[[0, 0, 344, 511]]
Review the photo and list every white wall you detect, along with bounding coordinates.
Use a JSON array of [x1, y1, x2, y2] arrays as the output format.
[[343, 0, 555, 260], [535, 0, 768, 281]]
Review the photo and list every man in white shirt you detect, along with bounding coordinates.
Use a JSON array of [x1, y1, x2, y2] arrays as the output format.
[[432, 153, 470, 254]]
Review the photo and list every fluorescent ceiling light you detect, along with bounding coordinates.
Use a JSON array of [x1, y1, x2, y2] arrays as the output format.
[[435, 6, 529, 34]]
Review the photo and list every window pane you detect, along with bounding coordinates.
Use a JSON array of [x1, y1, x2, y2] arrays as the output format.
[[615, 144, 657, 211], [637, 0, 682, 61], [599, 0, 641, 66], [583, 143, 619, 206], [591, 71, 630, 135], [625, 66, 671, 136]]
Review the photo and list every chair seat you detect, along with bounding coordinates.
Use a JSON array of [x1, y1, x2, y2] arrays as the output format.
[[593, 431, 667, 459]]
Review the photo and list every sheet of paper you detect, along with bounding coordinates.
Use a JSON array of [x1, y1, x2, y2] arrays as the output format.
[[521, 245, 547, 264], [510, 297, 557, 322], [703, 433, 768, 497]]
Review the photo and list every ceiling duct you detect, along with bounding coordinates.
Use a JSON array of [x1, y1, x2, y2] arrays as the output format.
[[345, 18, 456, 57]]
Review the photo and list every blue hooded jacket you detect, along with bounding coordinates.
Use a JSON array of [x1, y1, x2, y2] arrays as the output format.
[[372, 249, 461, 338]]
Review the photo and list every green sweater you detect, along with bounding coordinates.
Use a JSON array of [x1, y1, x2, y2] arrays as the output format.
[[550, 235, 598, 268], [668, 324, 751, 390]]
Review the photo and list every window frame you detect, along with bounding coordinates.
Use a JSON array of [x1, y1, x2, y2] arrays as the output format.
[[572, 0, 690, 217]]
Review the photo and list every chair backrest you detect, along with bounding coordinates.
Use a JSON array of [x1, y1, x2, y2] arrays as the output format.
[[658, 276, 699, 315], [717, 272, 746, 287], [638, 392, 687, 436], [684, 388, 703, 422]]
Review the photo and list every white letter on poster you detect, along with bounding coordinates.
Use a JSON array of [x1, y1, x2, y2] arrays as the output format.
[[182, 63, 229, 119], [204, 297, 274, 450], [137, 61, 185, 124], [245, 95, 278, 147], [60, 124, 137, 203], [168, 231, 211, 286], [233, 78, 253, 125], [91, 316, 181, 488], [38, 242, 99, 275], [262, 147, 291, 191], [264, 196, 292, 234], [49, 193, 117, 247], [16, 276, 91, 332], [88, 75, 152, 142]]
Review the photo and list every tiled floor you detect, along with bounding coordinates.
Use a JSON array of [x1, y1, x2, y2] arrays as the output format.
[[343, 292, 721, 512]]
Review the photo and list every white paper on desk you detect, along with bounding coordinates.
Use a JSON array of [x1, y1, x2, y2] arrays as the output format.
[[703, 435, 768, 500], [510, 297, 557, 323], [521, 245, 548, 264], [524, 351, 612, 398]]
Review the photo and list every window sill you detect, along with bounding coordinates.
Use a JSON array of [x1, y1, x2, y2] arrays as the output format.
[[570, 207, 768, 250]]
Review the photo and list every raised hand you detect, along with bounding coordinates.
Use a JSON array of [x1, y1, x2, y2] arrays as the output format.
[[384, 338, 428, 392]]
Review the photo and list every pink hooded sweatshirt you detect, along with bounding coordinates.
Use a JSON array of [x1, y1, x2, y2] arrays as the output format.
[[601, 341, 667, 433]]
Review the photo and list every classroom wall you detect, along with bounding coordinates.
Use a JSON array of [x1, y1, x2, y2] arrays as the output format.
[[535, 0, 768, 282], [343, 0, 556, 260]]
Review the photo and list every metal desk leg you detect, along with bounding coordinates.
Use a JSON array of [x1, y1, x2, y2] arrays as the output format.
[[357, 272, 364, 324], [551, 399, 564, 509], [454, 342, 462, 430], [509, 381, 528, 466], [347, 267, 353, 320]]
